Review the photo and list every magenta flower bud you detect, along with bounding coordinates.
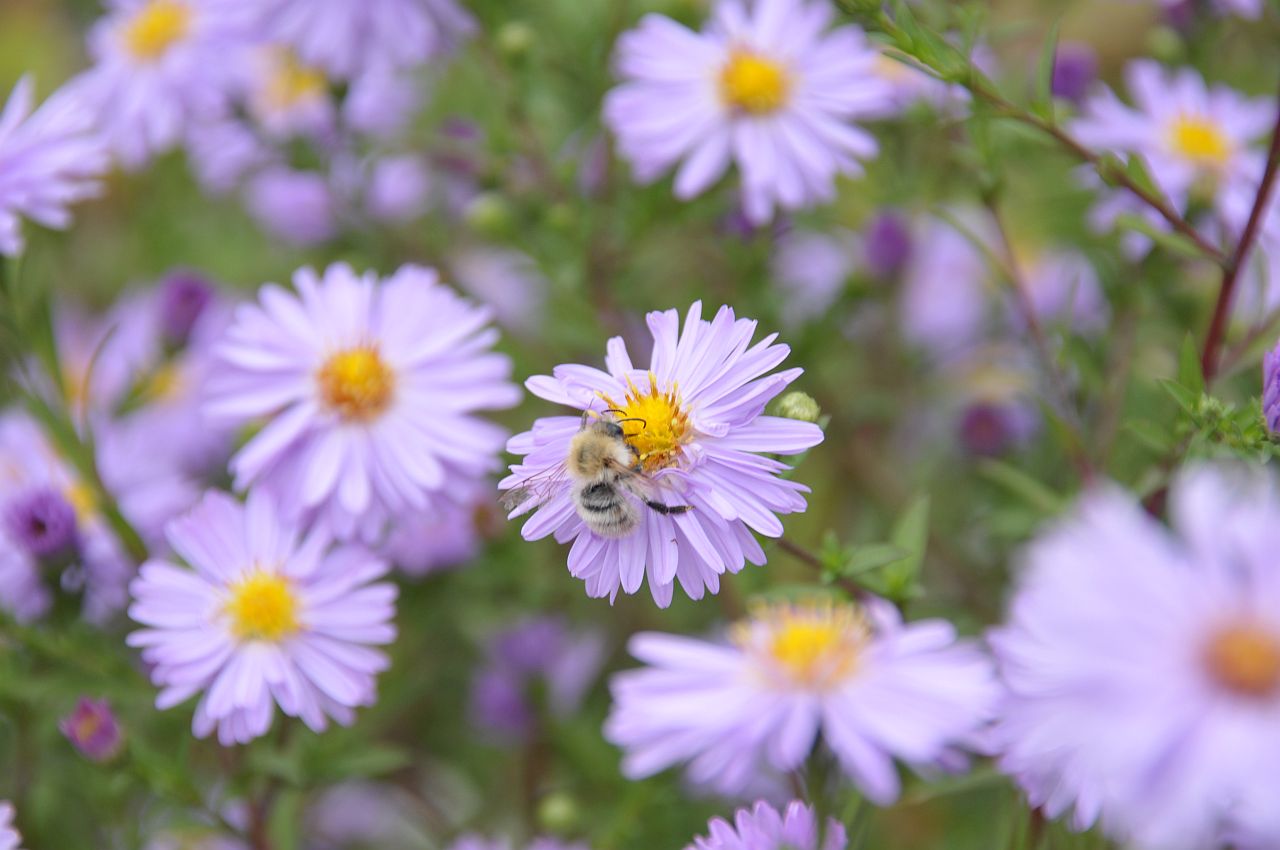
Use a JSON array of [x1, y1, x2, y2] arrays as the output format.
[[958, 401, 1036, 457], [1051, 43, 1098, 104], [863, 210, 913, 279], [6, 487, 78, 559], [60, 698, 123, 762], [158, 271, 215, 347], [1264, 340, 1280, 433]]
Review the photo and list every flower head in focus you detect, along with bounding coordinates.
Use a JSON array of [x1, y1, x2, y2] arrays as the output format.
[[128, 489, 397, 745], [500, 302, 822, 606], [604, 0, 891, 223], [75, 0, 252, 168], [605, 596, 998, 800], [991, 465, 1280, 849], [686, 800, 846, 850], [0, 76, 107, 257], [207, 263, 519, 542]]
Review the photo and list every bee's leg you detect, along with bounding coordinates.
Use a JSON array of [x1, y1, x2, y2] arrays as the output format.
[[644, 499, 692, 515]]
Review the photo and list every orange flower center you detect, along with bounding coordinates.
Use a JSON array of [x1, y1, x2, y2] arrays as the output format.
[[1204, 624, 1280, 698], [317, 347, 395, 421], [600, 373, 690, 472]]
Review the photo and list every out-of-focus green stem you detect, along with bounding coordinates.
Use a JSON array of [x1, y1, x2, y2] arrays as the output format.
[[843, 4, 1230, 268]]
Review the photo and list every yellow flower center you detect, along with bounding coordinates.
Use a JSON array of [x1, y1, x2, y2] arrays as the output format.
[[64, 481, 98, 524], [738, 601, 868, 690], [317, 347, 395, 421], [1168, 115, 1232, 168], [601, 373, 690, 472], [260, 49, 328, 112], [225, 571, 300, 642], [720, 50, 790, 115], [142, 362, 185, 403], [122, 0, 192, 62], [1204, 624, 1280, 698]]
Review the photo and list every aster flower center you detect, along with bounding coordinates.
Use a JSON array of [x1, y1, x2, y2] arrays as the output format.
[[318, 347, 396, 421], [123, 0, 192, 62], [225, 570, 300, 642], [1204, 624, 1280, 698], [64, 481, 98, 523], [720, 50, 791, 115], [1168, 115, 1232, 167], [739, 601, 868, 690], [601, 374, 690, 472], [262, 50, 327, 111]]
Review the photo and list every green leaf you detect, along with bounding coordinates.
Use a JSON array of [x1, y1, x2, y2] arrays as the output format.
[[1031, 19, 1063, 120], [1113, 213, 1207, 260], [977, 460, 1067, 516], [1124, 419, 1175, 453], [837, 543, 912, 577], [1177, 333, 1205, 396], [882, 495, 929, 599], [314, 743, 411, 781], [1158, 378, 1198, 412]]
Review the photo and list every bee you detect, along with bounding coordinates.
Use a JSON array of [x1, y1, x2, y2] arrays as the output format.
[[501, 412, 692, 538]]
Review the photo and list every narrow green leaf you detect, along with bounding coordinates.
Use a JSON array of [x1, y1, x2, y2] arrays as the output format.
[[1158, 378, 1198, 412], [977, 460, 1067, 515], [838, 543, 911, 577], [883, 495, 929, 597], [1177, 333, 1205, 396], [1032, 19, 1063, 120]]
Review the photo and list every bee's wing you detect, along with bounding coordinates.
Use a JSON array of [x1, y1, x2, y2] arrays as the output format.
[[499, 462, 572, 517]]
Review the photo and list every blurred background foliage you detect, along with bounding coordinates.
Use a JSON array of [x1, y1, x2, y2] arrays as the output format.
[[0, 0, 1278, 848]]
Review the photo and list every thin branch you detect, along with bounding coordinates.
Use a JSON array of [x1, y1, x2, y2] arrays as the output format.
[[1200, 84, 1280, 384]]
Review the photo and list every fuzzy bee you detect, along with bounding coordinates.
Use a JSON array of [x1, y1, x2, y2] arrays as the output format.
[[500, 412, 691, 538]]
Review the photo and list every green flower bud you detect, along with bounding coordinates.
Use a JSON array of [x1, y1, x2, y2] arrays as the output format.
[[464, 193, 514, 238], [537, 791, 580, 834], [497, 22, 535, 59], [776, 391, 821, 423]]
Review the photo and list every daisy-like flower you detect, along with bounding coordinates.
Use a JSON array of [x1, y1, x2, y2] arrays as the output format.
[[207, 262, 519, 542], [687, 800, 846, 850], [0, 77, 107, 257], [60, 697, 124, 762], [1071, 60, 1273, 215], [253, 0, 475, 79], [769, 228, 858, 328], [500, 302, 822, 606], [991, 465, 1280, 849], [605, 597, 998, 800], [75, 0, 251, 168], [0, 802, 22, 850], [603, 0, 892, 224], [128, 489, 397, 745]]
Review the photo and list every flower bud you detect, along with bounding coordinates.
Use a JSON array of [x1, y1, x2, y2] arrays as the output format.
[[6, 487, 78, 559], [1264, 340, 1280, 434], [776, 391, 821, 423], [60, 698, 123, 762], [464, 192, 514, 239], [497, 22, 535, 59]]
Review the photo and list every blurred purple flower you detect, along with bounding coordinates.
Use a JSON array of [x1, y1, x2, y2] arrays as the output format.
[[449, 247, 549, 337], [450, 836, 589, 850], [128, 489, 397, 745], [606, 598, 999, 801], [207, 263, 518, 542], [244, 167, 337, 245], [687, 800, 846, 850], [0, 802, 22, 850], [1050, 43, 1097, 105], [366, 155, 433, 223], [501, 302, 823, 606], [472, 616, 606, 741], [6, 488, 78, 560], [1265, 340, 1280, 434], [157, 271, 216, 347], [0, 76, 107, 257], [604, 0, 892, 223], [73, 0, 252, 169], [957, 401, 1036, 458], [862, 209, 913, 279], [899, 212, 994, 359], [60, 697, 124, 761], [770, 229, 858, 327], [991, 465, 1280, 849], [1072, 60, 1273, 218], [254, 0, 475, 79]]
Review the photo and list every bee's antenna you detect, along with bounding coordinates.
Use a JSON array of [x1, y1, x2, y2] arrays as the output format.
[[614, 417, 647, 429], [603, 408, 627, 417]]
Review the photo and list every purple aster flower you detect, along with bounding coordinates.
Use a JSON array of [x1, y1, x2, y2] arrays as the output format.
[[1265, 339, 1280, 434], [6, 488, 78, 560], [990, 465, 1280, 849], [73, 0, 252, 169], [869, 45, 971, 115], [240, 46, 335, 141], [254, 0, 475, 79], [1071, 60, 1274, 217], [500, 302, 823, 606], [449, 837, 589, 850], [769, 229, 858, 327], [0, 803, 22, 850], [128, 488, 397, 745], [957, 401, 1037, 457], [605, 597, 998, 801], [1050, 43, 1097, 105], [380, 485, 496, 578], [244, 167, 338, 245], [899, 212, 994, 359], [472, 617, 607, 740], [366, 155, 433, 223], [862, 209, 913, 279], [687, 800, 846, 850], [306, 782, 428, 849], [206, 262, 519, 542], [157, 270, 216, 347], [60, 697, 124, 761], [0, 411, 134, 624], [0, 76, 107, 257], [604, 0, 892, 224]]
